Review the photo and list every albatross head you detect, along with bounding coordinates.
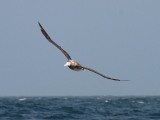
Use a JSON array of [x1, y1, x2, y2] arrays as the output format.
[[64, 62, 71, 67]]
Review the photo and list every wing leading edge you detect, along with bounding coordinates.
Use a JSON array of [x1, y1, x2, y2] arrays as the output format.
[[38, 22, 72, 60]]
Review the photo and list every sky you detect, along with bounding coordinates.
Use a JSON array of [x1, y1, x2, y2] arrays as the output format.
[[0, 0, 160, 96]]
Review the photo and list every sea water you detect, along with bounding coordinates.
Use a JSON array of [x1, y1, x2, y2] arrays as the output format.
[[0, 96, 160, 120]]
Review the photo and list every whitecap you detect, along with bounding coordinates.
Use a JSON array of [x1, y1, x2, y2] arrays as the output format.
[[138, 101, 144, 104], [18, 98, 27, 101], [105, 100, 109, 103], [64, 97, 68, 100]]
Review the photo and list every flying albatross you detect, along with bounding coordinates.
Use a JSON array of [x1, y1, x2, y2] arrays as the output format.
[[38, 22, 128, 81]]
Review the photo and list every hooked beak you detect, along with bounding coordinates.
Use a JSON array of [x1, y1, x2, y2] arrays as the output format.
[[64, 63, 68, 67], [64, 62, 70, 67]]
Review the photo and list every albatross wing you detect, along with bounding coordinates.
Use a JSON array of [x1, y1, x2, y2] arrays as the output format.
[[38, 22, 72, 60], [79, 66, 129, 81]]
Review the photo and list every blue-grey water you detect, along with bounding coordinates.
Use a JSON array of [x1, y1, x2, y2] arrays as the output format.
[[0, 96, 160, 120]]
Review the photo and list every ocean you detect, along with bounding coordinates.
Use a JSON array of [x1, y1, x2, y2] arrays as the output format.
[[0, 96, 160, 120]]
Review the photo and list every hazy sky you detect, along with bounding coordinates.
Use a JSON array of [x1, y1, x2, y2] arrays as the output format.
[[0, 0, 160, 96]]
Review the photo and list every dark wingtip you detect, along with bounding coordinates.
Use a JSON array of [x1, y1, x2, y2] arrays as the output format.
[[119, 80, 130, 81], [111, 78, 130, 81], [38, 22, 42, 30], [108, 78, 130, 81]]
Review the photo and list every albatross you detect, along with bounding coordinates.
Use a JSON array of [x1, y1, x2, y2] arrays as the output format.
[[38, 22, 128, 81]]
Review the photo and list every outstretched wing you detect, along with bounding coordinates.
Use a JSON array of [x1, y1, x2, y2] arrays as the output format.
[[79, 66, 129, 81], [38, 22, 72, 60]]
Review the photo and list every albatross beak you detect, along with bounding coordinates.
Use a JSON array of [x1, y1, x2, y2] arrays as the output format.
[[64, 63, 68, 67], [64, 62, 70, 67]]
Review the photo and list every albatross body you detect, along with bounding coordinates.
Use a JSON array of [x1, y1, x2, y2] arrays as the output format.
[[64, 60, 84, 71], [38, 22, 128, 81]]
